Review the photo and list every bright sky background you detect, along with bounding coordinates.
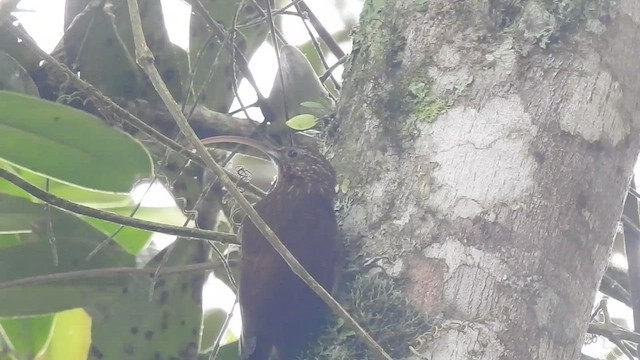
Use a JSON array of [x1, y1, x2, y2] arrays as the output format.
[[10, 0, 631, 357], [15, 0, 360, 119]]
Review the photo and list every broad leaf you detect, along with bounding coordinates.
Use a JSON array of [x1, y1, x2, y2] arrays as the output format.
[[111, 0, 183, 101], [286, 114, 318, 131], [88, 240, 209, 359], [0, 234, 20, 250], [83, 205, 186, 254], [60, 4, 145, 99], [0, 92, 153, 193], [0, 315, 54, 359], [45, 308, 92, 360], [267, 45, 335, 135], [17, 168, 133, 208], [200, 308, 229, 352], [0, 161, 134, 208], [189, 0, 272, 112], [199, 342, 239, 360], [0, 196, 136, 316], [0, 162, 36, 201]]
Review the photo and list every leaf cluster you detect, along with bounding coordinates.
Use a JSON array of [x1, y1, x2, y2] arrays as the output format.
[[0, 0, 357, 359]]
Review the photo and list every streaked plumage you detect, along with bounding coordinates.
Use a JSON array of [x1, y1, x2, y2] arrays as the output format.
[[239, 145, 340, 360]]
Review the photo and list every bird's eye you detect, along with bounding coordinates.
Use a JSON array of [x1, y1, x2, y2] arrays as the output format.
[[287, 149, 298, 158]]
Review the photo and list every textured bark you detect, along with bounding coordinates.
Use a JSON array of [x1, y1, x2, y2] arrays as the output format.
[[330, 1, 640, 359]]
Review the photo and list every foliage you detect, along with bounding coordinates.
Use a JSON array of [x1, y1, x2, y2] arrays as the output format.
[[0, 0, 357, 359], [0, 92, 153, 193]]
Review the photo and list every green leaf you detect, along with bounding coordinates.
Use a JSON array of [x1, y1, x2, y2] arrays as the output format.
[[200, 308, 227, 352], [0, 160, 136, 209], [60, 4, 145, 100], [0, 234, 20, 250], [0, 92, 153, 193], [83, 205, 186, 254], [0, 162, 33, 200], [285, 114, 318, 131], [199, 341, 239, 360], [79, 220, 152, 256], [111, 0, 183, 101], [300, 101, 327, 110], [267, 45, 335, 135], [16, 168, 133, 208], [0, 170, 178, 255], [0, 193, 48, 235], [89, 241, 208, 360], [0, 315, 54, 359], [189, 1, 271, 112], [45, 308, 91, 360], [0, 196, 136, 317]]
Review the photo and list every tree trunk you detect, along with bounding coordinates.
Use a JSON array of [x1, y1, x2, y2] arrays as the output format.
[[330, 1, 640, 359]]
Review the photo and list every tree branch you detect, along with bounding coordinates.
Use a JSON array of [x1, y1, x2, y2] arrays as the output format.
[[125, 1, 392, 358], [0, 262, 219, 291], [7, 24, 266, 199], [0, 168, 238, 244], [185, 0, 270, 117], [296, 1, 346, 59]]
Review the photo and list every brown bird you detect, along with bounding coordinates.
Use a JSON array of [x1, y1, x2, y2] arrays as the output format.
[[199, 136, 340, 360]]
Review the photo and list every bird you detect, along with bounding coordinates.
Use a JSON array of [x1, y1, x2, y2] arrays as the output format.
[[198, 136, 340, 360]]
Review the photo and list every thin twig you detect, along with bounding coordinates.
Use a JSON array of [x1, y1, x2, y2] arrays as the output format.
[[0, 263, 218, 291], [237, 0, 304, 29], [623, 214, 640, 236], [265, 0, 289, 122], [208, 299, 238, 360], [294, 2, 341, 92], [296, 1, 345, 59], [87, 179, 157, 260], [0, 168, 238, 244], [600, 273, 631, 306], [246, 0, 288, 45], [183, 29, 220, 112], [125, 1, 391, 358], [186, 0, 270, 117], [230, 2, 254, 121], [589, 323, 640, 353], [7, 24, 266, 199], [589, 297, 640, 360], [320, 54, 348, 84], [6, 26, 191, 162], [43, 179, 59, 266]]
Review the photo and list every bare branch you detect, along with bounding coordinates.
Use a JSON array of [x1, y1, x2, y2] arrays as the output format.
[[125, 1, 392, 358], [0, 263, 219, 291], [0, 168, 238, 244]]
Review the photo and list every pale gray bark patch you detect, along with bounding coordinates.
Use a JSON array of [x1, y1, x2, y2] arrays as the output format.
[[423, 238, 510, 281], [416, 96, 538, 218], [330, 1, 640, 359], [557, 68, 628, 145]]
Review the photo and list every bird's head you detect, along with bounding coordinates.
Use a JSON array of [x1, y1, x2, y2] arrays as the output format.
[[198, 136, 336, 197]]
